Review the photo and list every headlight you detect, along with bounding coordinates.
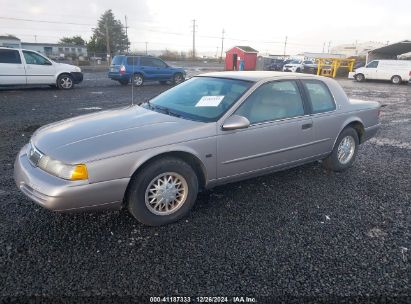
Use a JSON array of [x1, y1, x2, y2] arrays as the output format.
[[37, 155, 88, 181], [74, 66, 81, 72]]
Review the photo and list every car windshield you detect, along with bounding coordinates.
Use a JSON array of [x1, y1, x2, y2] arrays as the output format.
[[290, 60, 301, 64], [142, 77, 252, 122]]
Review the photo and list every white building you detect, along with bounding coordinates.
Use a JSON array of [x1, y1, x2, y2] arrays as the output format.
[[0, 35, 87, 59], [331, 41, 386, 57]]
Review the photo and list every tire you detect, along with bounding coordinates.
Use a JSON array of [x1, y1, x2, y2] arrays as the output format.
[[355, 73, 365, 82], [127, 157, 198, 226], [119, 80, 129, 86], [296, 68, 301, 73], [323, 127, 359, 172], [173, 73, 184, 85], [57, 74, 74, 90], [132, 73, 144, 87], [391, 75, 402, 85]]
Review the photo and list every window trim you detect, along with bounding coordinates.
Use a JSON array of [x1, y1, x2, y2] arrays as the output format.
[[299, 79, 337, 115], [233, 79, 309, 126]]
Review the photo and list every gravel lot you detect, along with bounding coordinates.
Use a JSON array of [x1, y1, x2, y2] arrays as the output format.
[[0, 72, 410, 303]]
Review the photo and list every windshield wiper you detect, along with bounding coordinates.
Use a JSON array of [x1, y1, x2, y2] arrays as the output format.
[[145, 102, 182, 118]]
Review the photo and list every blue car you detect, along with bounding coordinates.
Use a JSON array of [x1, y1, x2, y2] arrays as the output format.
[[108, 55, 186, 86]]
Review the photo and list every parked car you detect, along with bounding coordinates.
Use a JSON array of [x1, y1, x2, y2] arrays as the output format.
[[0, 47, 83, 89], [14, 71, 380, 226], [108, 55, 186, 86], [282, 60, 315, 73], [268, 59, 286, 71], [352, 60, 411, 84]]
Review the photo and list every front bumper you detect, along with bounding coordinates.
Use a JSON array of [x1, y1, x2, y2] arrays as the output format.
[[71, 72, 83, 84], [14, 145, 129, 212]]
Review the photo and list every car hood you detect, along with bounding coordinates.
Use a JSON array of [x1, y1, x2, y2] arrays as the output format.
[[54, 62, 80, 72], [31, 106, 213, 163]]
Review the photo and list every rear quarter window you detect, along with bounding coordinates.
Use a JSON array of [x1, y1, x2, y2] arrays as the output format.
[[0, 49, 21, 64], [302, 80, 336, 113], [111, 56, 125, 65]]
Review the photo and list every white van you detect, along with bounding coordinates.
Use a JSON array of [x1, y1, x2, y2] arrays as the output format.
[[0, 47, 83, 89], [351, 60, 411, 84]]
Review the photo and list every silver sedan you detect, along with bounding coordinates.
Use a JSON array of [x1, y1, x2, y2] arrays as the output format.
[[14, 72, 380, 226]]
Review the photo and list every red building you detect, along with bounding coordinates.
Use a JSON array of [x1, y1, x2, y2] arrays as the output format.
[[225, 46, 258, 71]]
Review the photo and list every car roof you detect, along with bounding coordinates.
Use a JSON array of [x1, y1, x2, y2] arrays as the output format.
[[197, 71, 320, 82]]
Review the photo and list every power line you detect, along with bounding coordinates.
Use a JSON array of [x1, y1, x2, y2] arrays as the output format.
[[0, 16, 94, 26]]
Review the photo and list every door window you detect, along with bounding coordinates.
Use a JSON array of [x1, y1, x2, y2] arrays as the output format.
[[126, 56, 139, 65], [151, 58, 167, 68], [366, 61, 379, 68], [140, 57, 154, 66], [235, 80, 305, 124], [23, 51, 51, 65], [302, 80, 336, 113], [0, 49, 21, 64]]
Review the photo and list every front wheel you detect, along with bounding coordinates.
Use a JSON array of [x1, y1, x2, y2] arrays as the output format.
[[127, 157, 198, 226], [173, 73, 184, 85], [57, 74, 74, 90], [323, 127, 359, 172], [355, 73, 365, 82]]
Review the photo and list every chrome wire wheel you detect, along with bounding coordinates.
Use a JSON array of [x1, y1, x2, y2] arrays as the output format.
[[145, 172, 188, 216], [337, 136, 355, 165], [60, 76, 73, 89]]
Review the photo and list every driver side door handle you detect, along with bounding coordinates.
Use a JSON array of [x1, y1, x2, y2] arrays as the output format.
[[301, 123, 313, 130]]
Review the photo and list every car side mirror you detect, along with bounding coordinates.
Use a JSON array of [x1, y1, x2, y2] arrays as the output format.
[[222, 115, 250, 131]]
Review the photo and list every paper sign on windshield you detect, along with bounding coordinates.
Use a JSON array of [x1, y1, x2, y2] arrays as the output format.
[[195, 95, 225, 107]]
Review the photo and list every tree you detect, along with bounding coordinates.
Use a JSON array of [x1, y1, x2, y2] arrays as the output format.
[[87, 10, 129, 55], [59, 36, 86, 46]]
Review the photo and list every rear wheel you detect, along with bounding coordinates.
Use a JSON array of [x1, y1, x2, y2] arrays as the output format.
[[127, 157, 198, 226], [132, 73, 144, 87], [355, 73, 365, 82], [391, 75, 402, 84], [323, 127, 359, 172], [57, 74, 74, 90]]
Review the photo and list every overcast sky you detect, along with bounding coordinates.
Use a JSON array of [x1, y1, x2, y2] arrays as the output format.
[[1, 0, 410, 55]]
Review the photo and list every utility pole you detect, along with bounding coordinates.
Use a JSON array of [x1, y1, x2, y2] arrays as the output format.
[[105, 22, 111, 65], [283, 36, 288, 57], [192, 19, 196, 60], [220, 28, 225, 63], [124, 15, 129, 53], [327, 41, 331, 53], [145, 42, 148, 55], [322, 42, 325, 53], [34, 35, 37, 43]]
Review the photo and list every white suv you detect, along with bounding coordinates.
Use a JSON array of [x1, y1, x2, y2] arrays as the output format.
[[0, 47, 83, 89], [283, 60, 314, 73]]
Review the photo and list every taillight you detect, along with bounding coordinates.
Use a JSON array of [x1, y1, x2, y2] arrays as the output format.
[[120, 65, 126, 75]]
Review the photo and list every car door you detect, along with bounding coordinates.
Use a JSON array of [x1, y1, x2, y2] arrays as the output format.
[[139, 57, 160, 80], [217, 80, 315, 179], [22, 50, 55, 84], [151, 58, 172, 80], [363, 60, 379, 80], [0, 49, 26, 85], [300, 79, 339, 155]]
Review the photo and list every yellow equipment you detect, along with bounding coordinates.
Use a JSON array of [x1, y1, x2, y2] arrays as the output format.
[[316, 58, 356, 78]]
